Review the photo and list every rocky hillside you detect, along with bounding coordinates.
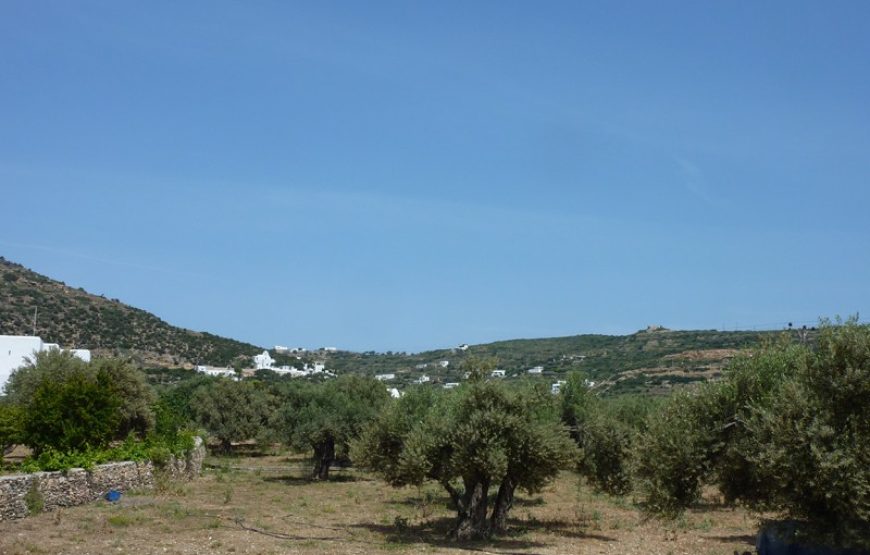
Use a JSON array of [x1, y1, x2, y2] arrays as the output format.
[[0, 257, 261, 367]]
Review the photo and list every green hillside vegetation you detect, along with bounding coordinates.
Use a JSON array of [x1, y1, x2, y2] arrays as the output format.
[[1, 257, 815, 394], [0, 257, 261, 367], [325, 327, 808, 395]]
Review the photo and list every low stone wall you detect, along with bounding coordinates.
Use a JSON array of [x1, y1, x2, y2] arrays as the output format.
[[0, 437, 205, 522]]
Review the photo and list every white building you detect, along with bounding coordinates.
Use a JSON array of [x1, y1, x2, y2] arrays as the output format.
[[375, 373, 396, 382], [413, 374, 431, 384], [1, 335, 91, 392], [551, 380, 567, 395], [442, 382, 460, 389], [253, 350, 276, 370], [457, 344, 469, 351], [274, 345, 289, 353], [439, 360, 450, 368], [527, 366, 544, 374], [388, 387, 402, 399], [491, 369, 506, 378], [195, 365, 236, 378]]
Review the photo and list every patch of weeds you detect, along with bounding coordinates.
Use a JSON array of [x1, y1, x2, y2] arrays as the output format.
[[206, 518, 222, 529], [107, 514, 135, 527], [24, 480, 44, 515], [223, 485, 234, 505]]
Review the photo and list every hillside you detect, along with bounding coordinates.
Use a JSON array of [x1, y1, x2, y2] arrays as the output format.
[[324, 326, 803, 395], [0, 257, 262, 367], [1, 256, 808, 393]]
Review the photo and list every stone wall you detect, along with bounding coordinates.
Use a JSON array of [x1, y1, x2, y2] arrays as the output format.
[[0, 436, 205, 521]]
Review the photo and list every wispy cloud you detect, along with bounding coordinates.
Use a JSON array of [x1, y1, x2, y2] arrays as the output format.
[[674, 156, 720, 207]]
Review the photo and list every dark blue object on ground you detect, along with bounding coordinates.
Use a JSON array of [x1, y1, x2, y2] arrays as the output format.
[[104, 490, 122, 503], [757, 522, 870, 555]]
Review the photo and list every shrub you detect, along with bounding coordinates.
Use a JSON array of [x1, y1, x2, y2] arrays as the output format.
[[0, 402, 23, 454], [21, 367, 122, 454], [634, 320, 870, 548]]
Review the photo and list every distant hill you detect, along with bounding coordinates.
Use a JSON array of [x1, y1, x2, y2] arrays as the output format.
[[324, 326, 805, 395], [0, 257, 262, 367], [0, 256, 809, 394]]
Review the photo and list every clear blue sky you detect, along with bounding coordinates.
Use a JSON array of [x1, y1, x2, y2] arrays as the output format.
[[2, 1, 868, 352]]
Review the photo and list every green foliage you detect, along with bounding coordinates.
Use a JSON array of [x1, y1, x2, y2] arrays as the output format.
[[634, 320, 870, 548], [745, 320, 870, 546], [190, 379, 272, 452], [24, 480, 44, 514], [354, 379, 577, 539], [279, 375, 388, 479], [89, 357, 157, 437], [0, 401, 23, 453], [16, 431, 197, 473], [22, 366, 122, 454], [560, 374, 658, 496], [6, 351, 159, 454]]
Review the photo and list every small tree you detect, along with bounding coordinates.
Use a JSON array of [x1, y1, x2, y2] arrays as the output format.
[[354, 379, 577, 539], [560, 373, 657, 496], [21, 367, 122, 453], [89, 357, 156, 438]]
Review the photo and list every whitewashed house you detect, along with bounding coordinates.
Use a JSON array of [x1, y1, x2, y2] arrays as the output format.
[[195, 365, 236, 378], [491, 369, 506, 378], [442, 382, 460, 389], [413, 374, 431, 384], [527, 366, 544, 375], [1, 335, 92, 392], [439, 360, 450, 368], [253, 350, 276, 370], [388, 387, 402, 399], [551, 380, 567, 395], [375, 373, 396, 381]]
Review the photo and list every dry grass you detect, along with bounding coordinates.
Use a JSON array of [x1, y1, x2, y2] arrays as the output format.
[[0, 453, 760, 555]]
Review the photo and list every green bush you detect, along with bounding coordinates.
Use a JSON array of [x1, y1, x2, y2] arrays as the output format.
[[634, 320, 870, 548], [21, 367, 122, 454], [0, 402, 23, 453], [560, 374, 657, 496]]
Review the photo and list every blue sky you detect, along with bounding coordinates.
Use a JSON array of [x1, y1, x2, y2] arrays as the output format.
[[1, 1, 868, 352]]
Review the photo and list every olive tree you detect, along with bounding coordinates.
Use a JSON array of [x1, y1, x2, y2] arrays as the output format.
[[279, 375, 388, 480], [354, 379, 577, 540], [190, 379, 272, 453], [634, 320, 870, 549]]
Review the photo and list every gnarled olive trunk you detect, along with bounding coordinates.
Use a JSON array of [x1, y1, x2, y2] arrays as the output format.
[[451, 477, 491, 540], [490, 477, 516, 535], [312, 436, 335, 480]]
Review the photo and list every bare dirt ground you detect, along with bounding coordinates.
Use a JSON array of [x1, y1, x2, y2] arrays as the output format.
[[0, 453, 760, 555]]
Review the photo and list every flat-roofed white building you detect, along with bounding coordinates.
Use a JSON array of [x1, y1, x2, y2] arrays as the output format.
[[0, 335, 91, 393], [195, 365, 237, 378]]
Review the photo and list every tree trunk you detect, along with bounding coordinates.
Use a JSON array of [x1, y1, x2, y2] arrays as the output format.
[[312, 437, 335, 481], [452, 477, 491, 540], [490, 477, 516, 535]]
